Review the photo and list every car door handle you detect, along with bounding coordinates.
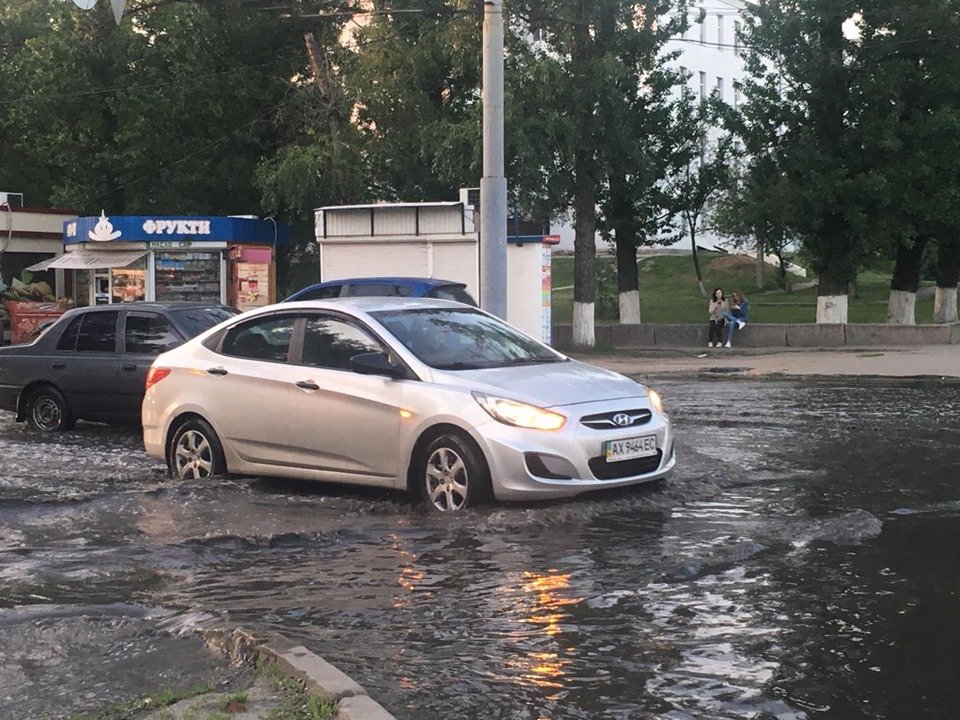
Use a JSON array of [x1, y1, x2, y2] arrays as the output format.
[[122, 364, 137, 372], [296, 380, 320, 391], [207, 367, 229, 376], [51, 362, 66, 370]]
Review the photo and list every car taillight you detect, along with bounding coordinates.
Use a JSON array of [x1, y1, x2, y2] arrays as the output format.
[[145, 367, 171, 390]]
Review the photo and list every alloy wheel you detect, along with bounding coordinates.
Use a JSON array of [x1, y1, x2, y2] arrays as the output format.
[[425, 447, 469, 512], [174, 429, 214, 480]]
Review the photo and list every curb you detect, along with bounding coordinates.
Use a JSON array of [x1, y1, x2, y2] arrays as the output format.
[[200, 624, 397, 720]]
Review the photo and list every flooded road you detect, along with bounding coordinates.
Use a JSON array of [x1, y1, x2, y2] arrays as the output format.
[[1, 380, 959, 719]]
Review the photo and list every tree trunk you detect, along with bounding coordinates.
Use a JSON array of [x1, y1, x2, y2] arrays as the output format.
[[773, 245, 790, 293], [934, 238, 960, 323], [755, 240, 764, 290], [572, 158, 597, 347], [887, 238, 927, 325], [689, 223, 706, 298], [612, 178, 641, 324], [817, 272, 849, 324]]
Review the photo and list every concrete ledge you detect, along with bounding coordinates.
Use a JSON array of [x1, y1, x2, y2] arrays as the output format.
[[337, 694, 397, 720], [786, 324, 846, 348], [199, 625, 398, 719], [845, 324, 954, 346], [261, 644, 366, 702], [553, 323, 960, 349], [611, 324, 656, 348]]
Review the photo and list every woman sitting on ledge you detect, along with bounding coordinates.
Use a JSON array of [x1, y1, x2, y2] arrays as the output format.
[[722, 290, 749, 348]]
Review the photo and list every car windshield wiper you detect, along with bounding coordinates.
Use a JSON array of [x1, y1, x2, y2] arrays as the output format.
[[496, 356, 563, 367], [432, 361, 486, 370]]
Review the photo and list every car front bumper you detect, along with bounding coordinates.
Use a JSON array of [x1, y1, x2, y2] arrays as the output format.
[[476, 400, 675, 501]]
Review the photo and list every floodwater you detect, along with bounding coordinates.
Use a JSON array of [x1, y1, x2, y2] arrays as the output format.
[[1, 380, 959, 720]]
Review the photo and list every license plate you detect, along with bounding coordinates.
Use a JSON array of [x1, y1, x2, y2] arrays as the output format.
[[603, 435, 658, 462]]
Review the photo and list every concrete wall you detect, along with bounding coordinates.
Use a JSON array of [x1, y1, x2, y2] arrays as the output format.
[[552, 323, 960, 348]]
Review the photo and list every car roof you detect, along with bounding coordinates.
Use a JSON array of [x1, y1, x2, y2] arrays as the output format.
[[278, 296, 473, 314], [303, 277, 464, 288], [70, 302, 228, 313]]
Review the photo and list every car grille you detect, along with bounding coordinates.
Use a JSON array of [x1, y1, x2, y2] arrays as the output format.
[[588, 451, 663, 480], [580, 408, 652, 430]]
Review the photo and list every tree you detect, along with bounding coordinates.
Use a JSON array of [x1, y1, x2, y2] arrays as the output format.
[[0, 0, 334, 217], [596, 2, 688, 325], [714, 153, 799, 293], [739, 0, 884, 323], [933, 238, 960, 323], [854, 0, 960, 324], [664, 93, 734, 299]]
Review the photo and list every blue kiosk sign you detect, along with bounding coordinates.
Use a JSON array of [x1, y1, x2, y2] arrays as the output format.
[[32, 213, 290, 307]]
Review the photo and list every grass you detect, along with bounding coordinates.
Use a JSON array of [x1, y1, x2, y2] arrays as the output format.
[[550, 252, 936, 324], [69, 684, 216, 720]]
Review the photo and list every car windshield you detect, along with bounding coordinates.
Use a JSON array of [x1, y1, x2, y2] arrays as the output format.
[[171, 306, 238, 337], [371, 308, 564, 370]]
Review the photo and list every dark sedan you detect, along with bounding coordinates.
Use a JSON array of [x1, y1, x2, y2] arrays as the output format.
[[0, 302, 237, 431]]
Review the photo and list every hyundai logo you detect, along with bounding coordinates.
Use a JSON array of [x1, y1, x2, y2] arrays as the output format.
[[612, 413, 632, 427]]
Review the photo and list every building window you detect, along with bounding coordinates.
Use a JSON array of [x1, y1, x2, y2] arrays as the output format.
[[734, 21, 741, 56], [699, 71, 707, 100], [699, 9, 707, 43], [718, 15, 724, 48], [716, 76, 724, 101], [734, 82, 741, 109]]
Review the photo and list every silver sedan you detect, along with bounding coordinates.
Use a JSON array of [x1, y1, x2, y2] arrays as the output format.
[[142, 298, 675, 512]]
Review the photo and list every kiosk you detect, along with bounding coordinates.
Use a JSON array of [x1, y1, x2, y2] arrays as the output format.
[[28, 213, 289, 309]]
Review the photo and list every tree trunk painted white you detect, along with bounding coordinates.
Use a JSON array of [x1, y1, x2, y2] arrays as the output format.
[[933, 286, 959, 324], [816, 294, 848, 324], [573, 302, 595, 347], [619, 290, 641, 325], [886, 289, 916, 325], [755, 242, 764, 290]]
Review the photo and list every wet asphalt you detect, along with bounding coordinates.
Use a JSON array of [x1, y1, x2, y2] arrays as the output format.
[[1, 379, 959, 720]]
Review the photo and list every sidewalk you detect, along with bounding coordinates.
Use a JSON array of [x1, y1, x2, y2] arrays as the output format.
[[573, 345, 960, 380]]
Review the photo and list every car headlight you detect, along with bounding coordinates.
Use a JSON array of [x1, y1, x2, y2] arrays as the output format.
[[648, 389, 665, 414], [473, 392, 566, 431]]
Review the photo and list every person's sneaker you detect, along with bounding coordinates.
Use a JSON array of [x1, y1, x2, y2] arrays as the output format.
[[737, 320, 746, 329], [708, 342, 714, 347], [724, 341, 731, 348]]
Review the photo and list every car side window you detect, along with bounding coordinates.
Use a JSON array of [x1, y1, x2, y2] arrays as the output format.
[[344, 283, 410, 297], [125, 313, 180, 355], [297, 285, 341, 301], [300, 316, 383, 371], [56, 316, 83, 351], [427, 285, 476, 305], [76, 312, 118, 353], [220, 315, 296, 363]]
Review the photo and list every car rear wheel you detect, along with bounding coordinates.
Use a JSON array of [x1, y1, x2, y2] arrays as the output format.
[[419, 432, 492, 513], [26, 386, 75, 432], [170, 419, 226, 480]]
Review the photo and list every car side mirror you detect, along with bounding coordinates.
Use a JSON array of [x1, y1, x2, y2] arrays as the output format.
[[349, 351, 405, 380]]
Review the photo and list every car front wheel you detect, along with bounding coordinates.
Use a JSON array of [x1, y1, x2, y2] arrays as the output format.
[[170, 419, 226, 480], [420, 432, 492, 513], [26, 386, 75, 432]]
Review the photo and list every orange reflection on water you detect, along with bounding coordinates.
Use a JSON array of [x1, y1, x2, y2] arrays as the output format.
[[521, 571, 580, 636]]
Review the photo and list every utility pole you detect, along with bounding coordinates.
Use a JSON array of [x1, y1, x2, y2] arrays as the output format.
[[480, 0, 508, 318]]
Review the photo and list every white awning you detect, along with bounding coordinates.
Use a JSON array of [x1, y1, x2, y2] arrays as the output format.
[[26, 250, 146, 272]]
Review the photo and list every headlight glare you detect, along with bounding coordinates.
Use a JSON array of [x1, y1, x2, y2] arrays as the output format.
[[473, 392, 566, 431], [648, 389, 665, 414]]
